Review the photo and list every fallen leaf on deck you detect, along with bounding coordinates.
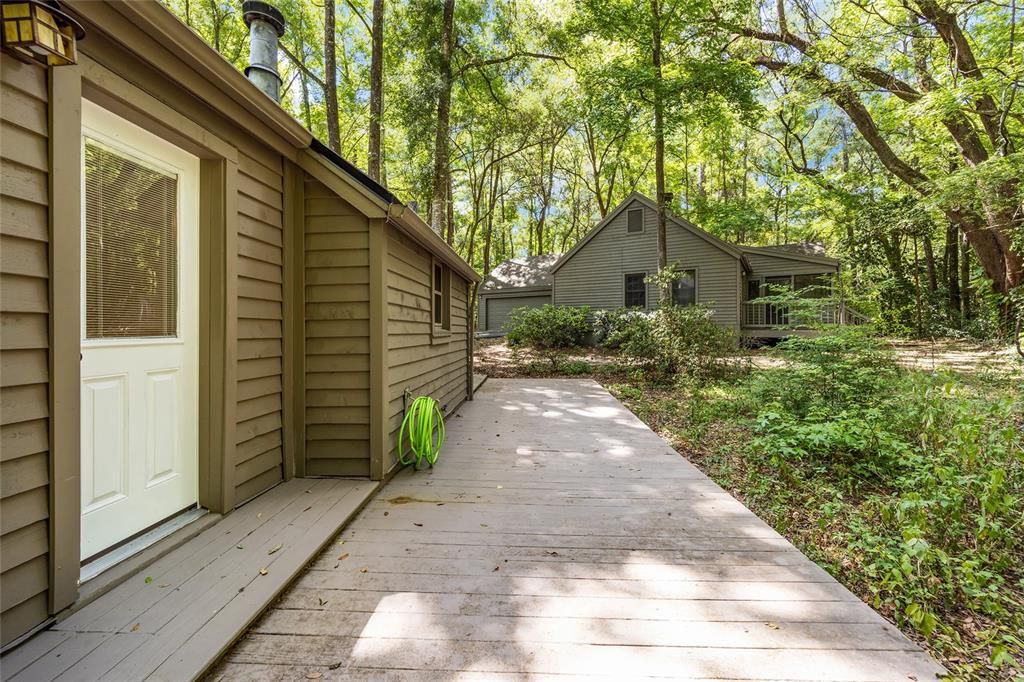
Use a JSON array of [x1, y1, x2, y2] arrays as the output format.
[[318, 597, 328, 606], [493, 566, 500, 572], [306, 672, 322, 679], [268, 544, 282, 555], [338, 553, 349, 561], [765, 622, 780, 629], [480, 523, 488, 527], [144, 576, 153, 584], [259, 567, 268, 576], [360, 567, 368, 573], [413, 522, 423, 527], [130, 623, 140, 632]]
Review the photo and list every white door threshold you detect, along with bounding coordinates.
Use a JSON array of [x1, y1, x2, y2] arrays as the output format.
[[80, 507, 208, 585]]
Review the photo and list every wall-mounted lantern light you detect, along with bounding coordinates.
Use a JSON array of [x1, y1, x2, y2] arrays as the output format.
[[1, 0, 84, 66]]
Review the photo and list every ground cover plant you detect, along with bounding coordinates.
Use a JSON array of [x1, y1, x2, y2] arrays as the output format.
[[481, 329, 1024, 680]]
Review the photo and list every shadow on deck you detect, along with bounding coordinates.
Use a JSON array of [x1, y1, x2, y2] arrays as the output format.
[[1, 478, 379, 681], [210, 379, 944, 681]]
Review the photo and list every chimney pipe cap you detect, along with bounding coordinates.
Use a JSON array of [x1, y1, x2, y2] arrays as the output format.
[[243, 1, 285, 37]]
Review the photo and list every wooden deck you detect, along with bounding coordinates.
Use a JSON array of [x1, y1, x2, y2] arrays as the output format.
[[0, 477, 378, 681], [213, 379, 944, 681]]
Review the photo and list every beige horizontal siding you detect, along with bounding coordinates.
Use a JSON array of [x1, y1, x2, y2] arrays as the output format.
[[235, 151, 285, 503], [0, 54, 50, 647], [554, 199, 741, 328], [385, 225, 469, 474], [303, 180, 371, 477]]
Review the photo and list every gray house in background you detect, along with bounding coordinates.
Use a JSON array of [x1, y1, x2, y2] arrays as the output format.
[[478, 193, 854, 338]]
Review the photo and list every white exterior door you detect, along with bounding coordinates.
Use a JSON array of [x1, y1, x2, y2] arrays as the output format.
[[79, 101, 200, 561]]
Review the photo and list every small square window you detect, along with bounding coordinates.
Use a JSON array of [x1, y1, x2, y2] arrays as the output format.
[[671, 269, 697, 306], [627, 208, 643, 233], [624, 273, 646, 307]]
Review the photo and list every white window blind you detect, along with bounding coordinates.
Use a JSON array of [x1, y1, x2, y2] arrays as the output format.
[[85, 140, 178, 339]]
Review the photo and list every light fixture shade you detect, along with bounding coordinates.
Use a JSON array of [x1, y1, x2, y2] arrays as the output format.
[[1, 0, 84, 66]]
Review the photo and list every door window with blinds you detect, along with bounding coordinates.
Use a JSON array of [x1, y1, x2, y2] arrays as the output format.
[[84, 138, 180, 339]]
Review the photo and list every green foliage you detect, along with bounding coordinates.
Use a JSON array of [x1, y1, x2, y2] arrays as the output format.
[[601, 305, 737, 381], [593, 308, 650, 349], [753, 329, 897, 415], [505, 304, 590, 369], [165, 0, 1021, 345], [611, 334, 1024, 677], [700, 331, 1024, 677], [559, 359, 593, 376]]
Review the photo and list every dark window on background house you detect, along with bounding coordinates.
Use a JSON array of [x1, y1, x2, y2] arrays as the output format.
[[627, 208, 643, 233], [624, 273, 646, 307], [671, 269, 697, 306]]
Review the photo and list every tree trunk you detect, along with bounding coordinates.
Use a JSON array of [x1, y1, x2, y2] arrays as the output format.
[[367, 0, 384, 181], [650, 0, 668, 279], [912, 237, 924, 335], [945, 222, 960, 324], [324, 0, 340, 152], [430, 0, 456, 238], [961, 234, 972, 320], [923, 234, 937, 293]]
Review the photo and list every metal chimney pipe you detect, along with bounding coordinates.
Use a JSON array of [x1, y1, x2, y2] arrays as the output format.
[[242, 1, 285, 102]]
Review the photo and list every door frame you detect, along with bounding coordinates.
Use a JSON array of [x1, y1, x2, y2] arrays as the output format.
[[49, 58, 240, 614]]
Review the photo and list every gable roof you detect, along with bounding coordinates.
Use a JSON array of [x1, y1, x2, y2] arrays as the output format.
[[740, 244, 840, 268], [481, 254, 560, 292], [550, 192, 750, 274]]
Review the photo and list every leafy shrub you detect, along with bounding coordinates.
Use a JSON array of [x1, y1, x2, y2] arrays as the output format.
[[751, 328, 899, 416], [593, 308, 650, 348], [732, 331, 1024, 672], [505, 304, 590, 369], [559, 360, 592, 376], [651, 305, 737, 380], [611, 305, 736, 381]]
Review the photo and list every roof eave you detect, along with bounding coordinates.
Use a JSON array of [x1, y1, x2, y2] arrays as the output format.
[[740, 246, 840, 268], [388, 208, 481, 283], [480, 284, 553, 295]]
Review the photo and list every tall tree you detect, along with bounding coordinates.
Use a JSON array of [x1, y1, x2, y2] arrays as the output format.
[[367, 0, 384, 180], [731, 0, 1023, 313], [650, 0, 668, 273], [324, 0, 341, 152], [430, 0, 456, 239]]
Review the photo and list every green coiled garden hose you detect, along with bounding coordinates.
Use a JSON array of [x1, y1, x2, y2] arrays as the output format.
[[397, 395, 445, 469]]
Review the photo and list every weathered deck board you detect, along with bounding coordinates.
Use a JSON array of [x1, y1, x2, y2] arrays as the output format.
[[1, 477, 378, 682], [212, 379, 944, 681]]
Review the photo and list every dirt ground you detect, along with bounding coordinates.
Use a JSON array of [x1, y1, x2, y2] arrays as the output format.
[[475, 336, 1023, 377]]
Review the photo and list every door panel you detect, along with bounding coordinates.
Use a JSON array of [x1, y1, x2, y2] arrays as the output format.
[[80, 101, 199, 561], [81, 374, 129, 513]]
